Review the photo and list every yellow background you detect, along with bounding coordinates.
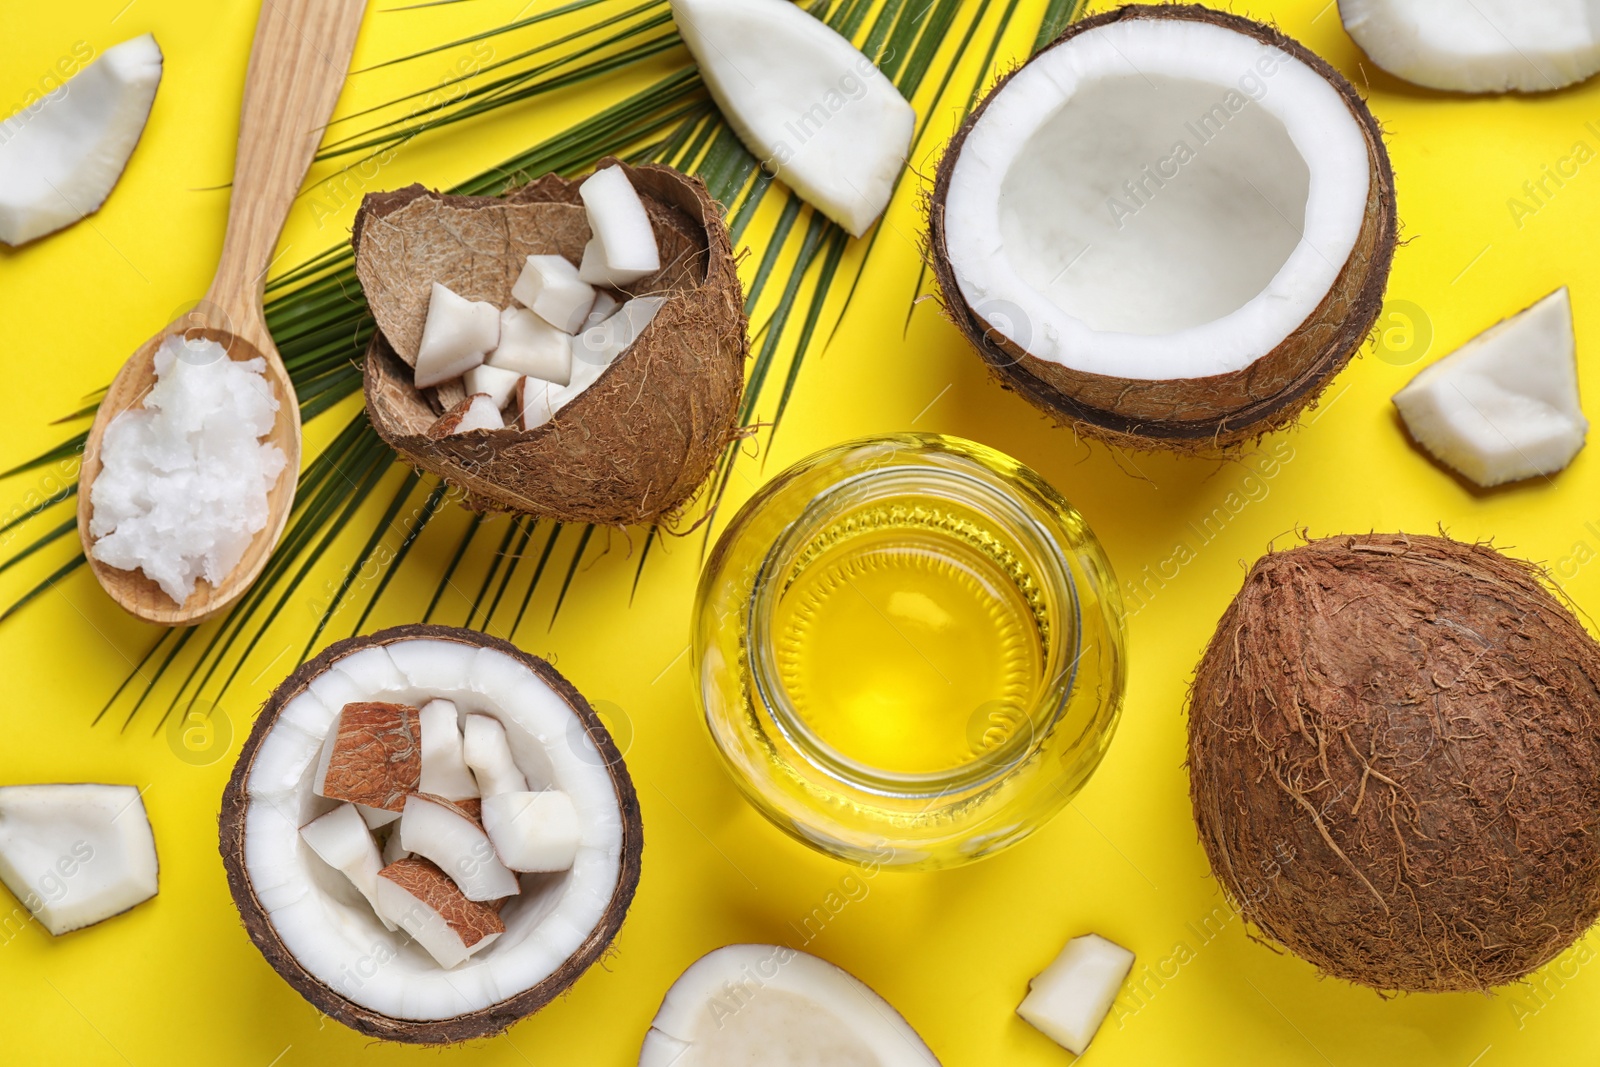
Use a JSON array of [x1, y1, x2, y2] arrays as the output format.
[[2, 0, 1598, 1063]]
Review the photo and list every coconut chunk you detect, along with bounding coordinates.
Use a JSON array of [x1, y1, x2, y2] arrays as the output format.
[[0, 784, 158, 936], [415, 283, 499, 389], [1017, 933, 1135, 1056], [576, 165, 661, 286], [670, 0, 914, 238], [481, 791, 579, 873], [399, 794, 519, 901], [1394, 289, 1587, 487], [299, 803, 395, 930], [487, 307, 574, 386], [418, 699, 481, 800], [464, 363, 523, 410], [374, 857, 504, 969], [313, 702, 421, 813], [0, 35, 163, 245], [518, 375, 561, 432], [516, 296, 669, 432], [462, 714, 529, 797], [513, 254, 597, 335], [428, 393, 505, 438]]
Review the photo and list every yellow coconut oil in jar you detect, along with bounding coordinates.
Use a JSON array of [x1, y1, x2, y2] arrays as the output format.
[[694, 434, 1125, 870]]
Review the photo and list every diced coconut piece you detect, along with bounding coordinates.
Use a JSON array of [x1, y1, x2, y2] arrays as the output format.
[[299, 803, 395, 931], [428, 393, 504, 438], [0, 35, 164, 246], [482, 791, 580, 873], [419, 699, 480, 801], [374, 857, 504, 969], [312, 702, 422, 814], [670, 0, 915, 237], [1394, 289, 1587, 487], [0, 784, 158, 936], [577, 166, 661, 286], [585, 290, 620, 329], [486, 307, 574, 386], [358, 804, 401, 829], [462, 714, 530, 796], [513, 254, 597, 335], [464, 363, 523, 409], [398, 794, 520, 901], [415, 283, 499, 389], [1016, 933, 1136, 1056]]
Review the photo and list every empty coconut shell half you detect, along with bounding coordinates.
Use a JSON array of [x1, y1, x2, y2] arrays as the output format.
[[929, 5, 1396, 450], [356, 160, 748, 525], [219, 625, 643, 1044]]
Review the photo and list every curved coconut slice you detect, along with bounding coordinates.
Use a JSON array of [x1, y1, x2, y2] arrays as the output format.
[[0, 34, 163, 246], [300, 803, 395, 931], [375, 857, 505, 969], [930, 6, 1395, 450], [399, 794, 519, 901], [639, 945, 940, 1066], [670, 0, 914, 237], [1340, 0, 1600, 93], [0, 783, 158, 935], [219, 625, 643, 1044], [1394, 288, 1587, 488], [357, 161, 747, 525]]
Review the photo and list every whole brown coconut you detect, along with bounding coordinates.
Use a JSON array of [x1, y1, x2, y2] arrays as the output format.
[[928, 6, 1397, 451], [356, 160, 748, 525], [1189, 534, 1600, 992]]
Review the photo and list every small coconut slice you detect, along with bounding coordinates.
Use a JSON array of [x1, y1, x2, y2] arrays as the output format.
[[418, 699, 480, 800], [1016, 933, 1135, 1056], [487, 307, 574, 386], [930, 7, 1395, 450], [639, 945, 939, 1066], [415, 283, 499, 389], [576, 165, 661, 286], [1394, 289, 1587, 488], [299, 803, 395, 931], [427, 393, 505, 439], [313, 702, 421, 814], [670, 0, 915, 237], [464, 363, 523, 410], [0, 34, 163, 246], [1340, 0, 1600, 93], [0, 784, 158, 936], [375, 857, 505, 969], [463, 714, 530, 797], [513, 254, 596, 334], [399, 794, 520, 902], [482, 791, 580, 873]]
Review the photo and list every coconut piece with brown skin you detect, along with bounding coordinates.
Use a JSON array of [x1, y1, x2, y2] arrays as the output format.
[[928, 5, 1397, 451], [399, 793, 519, 902], [1188, 533, 1600, 992], [355, 160, 748, 525], [375, 856, 505, 969], [313, 702, 421, 814]]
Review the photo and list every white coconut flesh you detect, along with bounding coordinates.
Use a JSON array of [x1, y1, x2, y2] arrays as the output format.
[[487, 307, 574, 386], [513, 254, 598, 335], [0, 784, 158, 936], [241, 638, 627, 1021], [399, 794, 519, 902], [1394, 288, 1587, 487], [1016, 933, 1136, 1056], [941, 18, 1372, 381], [0, 34, 163, 246], [522, 296, 668, 430], [415, 283, 499, 389], [299, 803, 394, 931], [482, 791, 581, 873], [577, 165, 661, 286], [1340, 0, 1600, 93], [418, 699, 480, 800], [639, 945, 939, 1066]]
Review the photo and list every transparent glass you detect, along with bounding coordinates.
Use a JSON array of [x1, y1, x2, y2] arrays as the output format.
[[693, 434, 1126, 871]]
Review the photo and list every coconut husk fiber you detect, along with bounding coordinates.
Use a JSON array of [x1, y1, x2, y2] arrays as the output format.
[[354, 160, 748, 525], [1188, 533, 1600, 992], [928, 5, 1397, 452]]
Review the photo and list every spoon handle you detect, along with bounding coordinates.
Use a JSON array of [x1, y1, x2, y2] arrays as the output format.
[[210, 0, 367, 334]]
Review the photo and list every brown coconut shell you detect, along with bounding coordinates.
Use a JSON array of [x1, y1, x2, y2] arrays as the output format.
[[219, 624, 644, 1044], [928, 5, 1397, 451], [355, 160, 748, 525], [1188, 534, 1600, 992]]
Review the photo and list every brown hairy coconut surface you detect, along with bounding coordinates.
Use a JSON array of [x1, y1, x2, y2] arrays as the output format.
[[928, 5, 1397, 452], [1189, 534, 1600, 992], [219, 625, 644, 1044], [355, 160, 748, 525]]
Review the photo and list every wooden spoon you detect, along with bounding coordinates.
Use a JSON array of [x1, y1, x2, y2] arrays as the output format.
[[77, 0, 367, 626]]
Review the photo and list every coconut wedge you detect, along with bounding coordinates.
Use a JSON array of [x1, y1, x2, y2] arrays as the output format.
[[0, 784, 158, 936], [399, 794, 519, 902], [312, 702, 421, 814], [1340, 0, 1600, 93], [463, 713, 530, 797], [428, 393, 505, 438], [670, 0, 914, 237], [220, 625, 642, 1043], [417, 699, 480, 800], [1394, 289, 1587, 488], [930, 6, 1395, 450], [513, 254, 597, 334], [0, 34, 163, 246], [356, 162, 747, 525], [300, 803, 395, 931], [1017, 934, 1135, 1056], [639, 945, 940, 1065], [577, 165, 662, 286]]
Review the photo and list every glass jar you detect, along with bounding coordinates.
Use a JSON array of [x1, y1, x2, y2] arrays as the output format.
[[693, 434, 1125, 871]]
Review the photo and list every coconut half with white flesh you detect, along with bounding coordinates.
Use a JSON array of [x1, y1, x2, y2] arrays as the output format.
[[356, 161, 747, 525], [930, 5, 1396, 451], [1340, 0, 1600, 94], [639, 945, 940, 1066], [219, 625, 642, 1044]]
